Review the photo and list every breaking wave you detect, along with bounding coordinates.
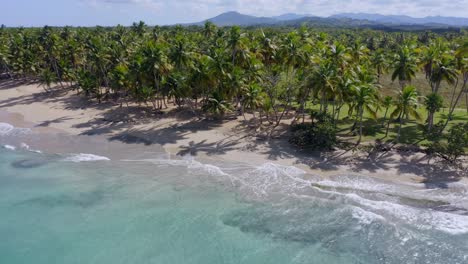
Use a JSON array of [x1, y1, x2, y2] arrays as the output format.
[[62, 153, 111, 163], [123, 155, 468, 235], [0, 122, 30, 136]]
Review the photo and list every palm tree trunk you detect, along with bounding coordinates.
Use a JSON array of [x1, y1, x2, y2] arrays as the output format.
[[358, 108, 364, 144], [427, 111, 434, 131], [52, 60, 64, 89], [396, 108, 405, 143], [382, 107, 389, 127], [442, 73, 467, 132], [332, 102, 336, 122], [302, 101, 307, 123], [385, 119, 391, 137]]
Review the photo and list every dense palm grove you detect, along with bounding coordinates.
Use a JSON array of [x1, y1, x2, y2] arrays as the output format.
[[0, 23, 467, 159]]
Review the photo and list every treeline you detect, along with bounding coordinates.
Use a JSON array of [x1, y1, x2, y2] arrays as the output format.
[[0, 23, 467, 158]]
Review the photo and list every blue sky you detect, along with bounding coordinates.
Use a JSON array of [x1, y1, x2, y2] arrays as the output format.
[[3, 0, 468, 27]]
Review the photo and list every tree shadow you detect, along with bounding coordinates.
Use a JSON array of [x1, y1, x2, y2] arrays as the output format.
[[102, 118, 225, 146], [36, 116, 74, 127], [0, 78, 38, 90], [397, 154, 465, 189], [438, 113, 468, 122], [177, 139, 239, 156]]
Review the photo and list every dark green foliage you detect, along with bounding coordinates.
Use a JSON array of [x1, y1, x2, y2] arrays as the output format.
[[310, 110, 334, 124], [289, 113, 337, 150], [202, 92, 232, 118], [0, 24, 466, 150], [424, 93, 444, 113], [423, 121, 444, 141], [426, 122, 468, 162]]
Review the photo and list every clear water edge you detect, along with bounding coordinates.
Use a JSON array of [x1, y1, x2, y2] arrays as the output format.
[[1, 121, 468, 264]]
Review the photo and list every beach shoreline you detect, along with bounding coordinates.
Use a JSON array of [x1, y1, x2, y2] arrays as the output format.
[[0, 80, 466, 185]]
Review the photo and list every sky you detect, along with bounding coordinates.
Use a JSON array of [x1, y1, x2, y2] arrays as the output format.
[[2, 0, 468, 27]]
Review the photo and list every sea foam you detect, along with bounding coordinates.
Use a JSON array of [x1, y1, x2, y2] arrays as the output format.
[[63, 153, 111, 163], [0, 122, 30, 136], [0, 122, 15, 135], [121, 155, 468, 234], [2, 144, 16, 150]]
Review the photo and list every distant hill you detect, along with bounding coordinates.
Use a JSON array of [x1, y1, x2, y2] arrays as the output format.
[[186, 11, 468, 30], [272, 13, 307, 21], [331, 13, 468, 27], [191, 11, 277, 26]]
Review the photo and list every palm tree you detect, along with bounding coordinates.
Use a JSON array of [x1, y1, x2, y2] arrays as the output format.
[[329, 41, 350, 73], [371, 49, 387, 83], [310, 61, 336, 113], [442, 42, 468, 131], [391, 45, 418, 89], [140, 40, 172, 108], [189, 55, 214, 106], [258, 29, 277, 66], [425, 56, 457, 130], [38, 68, 56, 92], [381, 96, 393, 137], [350, 40, 369, 64], [228, 26, 242, 66], [131, 21, 147, 37], [351, 83, 378, 144], [279, 32, 306, 69], [203, 21, 216, 39], [391, 85, 422, 142], [202, 91, 231, 119], [169, 37, 192, 70], [424, 93, 444, 132], [242, 83, 263, 119]]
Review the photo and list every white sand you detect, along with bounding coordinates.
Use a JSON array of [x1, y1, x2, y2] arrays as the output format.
[[0, 79, 466, 184]]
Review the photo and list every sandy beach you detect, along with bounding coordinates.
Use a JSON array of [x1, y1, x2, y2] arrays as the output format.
[[0, 79, 466, 184]]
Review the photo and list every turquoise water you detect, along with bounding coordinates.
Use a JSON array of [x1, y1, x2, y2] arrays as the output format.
[[1, 123, 468, 263]]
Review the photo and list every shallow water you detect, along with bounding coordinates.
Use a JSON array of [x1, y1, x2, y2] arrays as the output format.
[[1, 122, 468, 264]]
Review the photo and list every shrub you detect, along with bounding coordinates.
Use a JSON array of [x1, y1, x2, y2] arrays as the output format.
[[289, 118, 337, 151], [423, 121, 444, 141], [426, 122, 468, 163], [310, 110, 334, 125]]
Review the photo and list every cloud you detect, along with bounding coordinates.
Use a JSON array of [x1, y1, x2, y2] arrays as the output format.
[[81, 0, 468, 19]]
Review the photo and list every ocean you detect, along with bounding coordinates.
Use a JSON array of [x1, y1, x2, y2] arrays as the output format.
[[1, 121, 468, 264]]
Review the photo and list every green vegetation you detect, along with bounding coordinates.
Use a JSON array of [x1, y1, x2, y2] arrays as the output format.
[[290, 112, 337, 150], [0, 23, 467, 159], [426, 123, 468, 163]]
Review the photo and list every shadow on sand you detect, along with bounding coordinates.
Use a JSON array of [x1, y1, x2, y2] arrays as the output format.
[[1, 79, 465, 189]]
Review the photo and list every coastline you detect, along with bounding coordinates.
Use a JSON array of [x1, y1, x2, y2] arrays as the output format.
[[1, 80, 466, 185]]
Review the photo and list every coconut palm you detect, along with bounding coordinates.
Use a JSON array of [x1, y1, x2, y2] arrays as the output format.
[[351, 83, 378, 144], [424, 93, 444, 131], [442, 42, 468, 131], [391, 85, 422, 142], [371, 49, 387, 83], [203, 21, 217, 39], [202, 91, 231, 119], [381, 96, 393, 137], [241, 83, 263, 119], [140, 40, 172, 108], [391, 45, 418, 89], [169, 37, 193, 70], [228, 26, 243, 66], [423, 53, 457, 130], [38, 68, 56, 92]]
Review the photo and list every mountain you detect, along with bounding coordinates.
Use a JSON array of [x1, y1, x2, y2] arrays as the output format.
[[272, 13, 307, 21], [332, 13, 468, 27], [191, 11, 277, 26], [190, 11, 309, 26], [187, 11, 468, 29]]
